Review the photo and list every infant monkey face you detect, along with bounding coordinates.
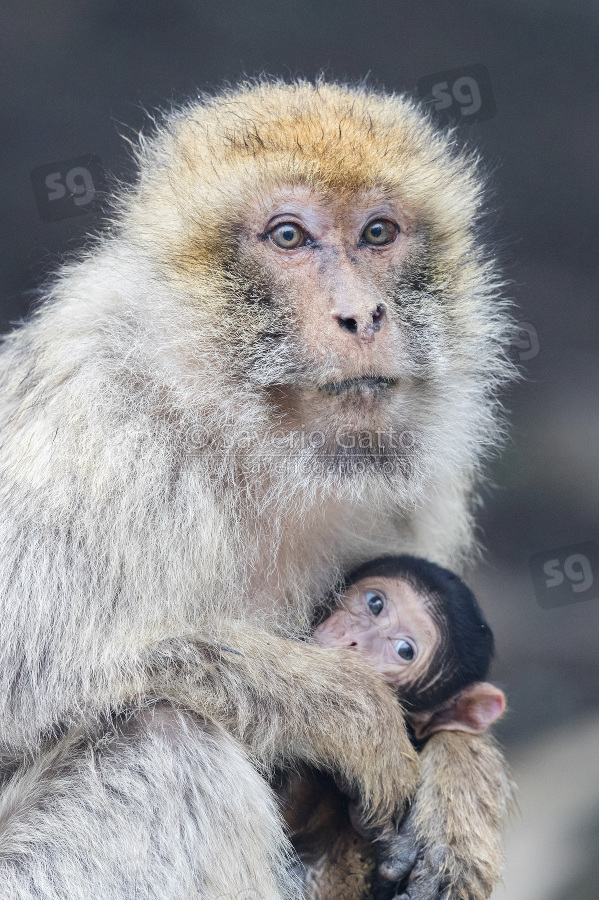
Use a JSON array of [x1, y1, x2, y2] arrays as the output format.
[[313, 576, 440, 689]]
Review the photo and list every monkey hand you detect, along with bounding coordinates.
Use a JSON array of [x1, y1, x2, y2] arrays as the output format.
[[348, 803, 465, 899], [376, 815, 491, 900], [375, 732, 512, 899], [297, 646, 421, 835]]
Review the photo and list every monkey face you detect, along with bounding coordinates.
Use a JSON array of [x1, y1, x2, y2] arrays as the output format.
[[244, 184, 415, 365], [240, 186, 416, 383], [132, 82, 509, 487], [228, 184, 434, 472], [313, 576, 441, 690]]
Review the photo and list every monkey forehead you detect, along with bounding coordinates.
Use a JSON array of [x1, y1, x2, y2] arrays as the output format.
[[345, 576, 438, 625], [129, 81, 484, 268]]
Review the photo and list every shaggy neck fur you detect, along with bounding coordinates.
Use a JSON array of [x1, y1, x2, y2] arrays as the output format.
[[0, 79, 513, 751]]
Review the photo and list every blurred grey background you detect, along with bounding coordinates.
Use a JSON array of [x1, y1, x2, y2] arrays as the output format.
[[0, 2, 597, 897]]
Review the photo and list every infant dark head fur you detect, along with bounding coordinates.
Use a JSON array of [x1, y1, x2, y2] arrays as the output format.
[[340, 555, 495, 714]]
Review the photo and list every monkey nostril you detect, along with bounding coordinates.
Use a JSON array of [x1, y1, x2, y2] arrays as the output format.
[[337, 317, 358, 334], [334, 306, 386, 336], [371, 304, 386, 332]]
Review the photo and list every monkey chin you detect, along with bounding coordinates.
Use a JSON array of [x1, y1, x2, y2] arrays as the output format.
[[311, 422, 419, 483], [312, 442, 417, 483], [266, 379, 422, 485]]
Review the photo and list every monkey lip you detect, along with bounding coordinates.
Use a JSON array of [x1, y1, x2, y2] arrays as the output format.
[[318, 376, 398, 397]]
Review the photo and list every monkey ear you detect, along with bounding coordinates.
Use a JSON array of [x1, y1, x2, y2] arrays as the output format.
[[409, 683, 506, 740]]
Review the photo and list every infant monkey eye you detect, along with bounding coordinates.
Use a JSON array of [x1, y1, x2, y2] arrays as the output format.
[[365, 591, 385, 616], [394, 639, 415, 661], [269, 222, 306, 250], [361, 219, 398, 246]]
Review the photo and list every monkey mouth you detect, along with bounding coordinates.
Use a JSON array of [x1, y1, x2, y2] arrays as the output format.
[[318, 376, 398, 397]]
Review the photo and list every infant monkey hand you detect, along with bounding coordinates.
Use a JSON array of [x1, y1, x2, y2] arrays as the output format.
[[374, 730, 512, 900], [347, 804, 438, 900], [376, 816, 455, 900], [376, 817, 497, 900]]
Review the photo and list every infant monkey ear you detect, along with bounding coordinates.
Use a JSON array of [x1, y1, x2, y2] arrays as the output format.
[[409, 683, 506, 741]]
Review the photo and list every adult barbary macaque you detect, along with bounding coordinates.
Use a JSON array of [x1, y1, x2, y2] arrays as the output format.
[[0, 79, 512, 898], [281, 555, 511, 900]]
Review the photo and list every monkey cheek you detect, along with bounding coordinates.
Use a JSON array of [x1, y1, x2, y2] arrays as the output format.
[[311, 623, 340, 646]]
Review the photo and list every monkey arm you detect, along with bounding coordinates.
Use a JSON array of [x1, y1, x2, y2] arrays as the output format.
[[0, 619, 417, 833], [377, 731, 514, 899], [141, 629, 419, 834], [0, 505, 416, 835]]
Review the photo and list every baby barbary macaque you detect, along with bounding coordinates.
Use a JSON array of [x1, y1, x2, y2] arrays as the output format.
[[279, 556, 509, 900]]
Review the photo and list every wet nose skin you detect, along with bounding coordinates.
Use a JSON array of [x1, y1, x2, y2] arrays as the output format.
[[313, 615, 356, 647], [318, 631, 360, 651], [335, 635, 360, 650], [325, 255, 387, 341], [330, 299, 387, 340]]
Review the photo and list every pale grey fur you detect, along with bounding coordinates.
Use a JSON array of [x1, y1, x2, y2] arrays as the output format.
[[0, 704, 296, 899], [0, 78, 513, 898]]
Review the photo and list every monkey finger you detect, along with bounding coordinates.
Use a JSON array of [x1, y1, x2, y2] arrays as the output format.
[[394, 854, 450, 900], [377, 835, 421, 881]]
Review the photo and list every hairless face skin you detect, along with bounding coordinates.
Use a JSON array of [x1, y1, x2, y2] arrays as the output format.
[[313, 576, 441, 691]]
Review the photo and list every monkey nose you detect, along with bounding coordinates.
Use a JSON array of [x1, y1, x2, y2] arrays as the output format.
[[331, 302, 387, 339]]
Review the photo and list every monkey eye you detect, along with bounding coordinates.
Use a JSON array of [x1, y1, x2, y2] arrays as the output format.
[[365, 591, 385, 616], [269, 222, 306, 250], [361, 219, 398, 247], [394, 639, 416, 661]]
